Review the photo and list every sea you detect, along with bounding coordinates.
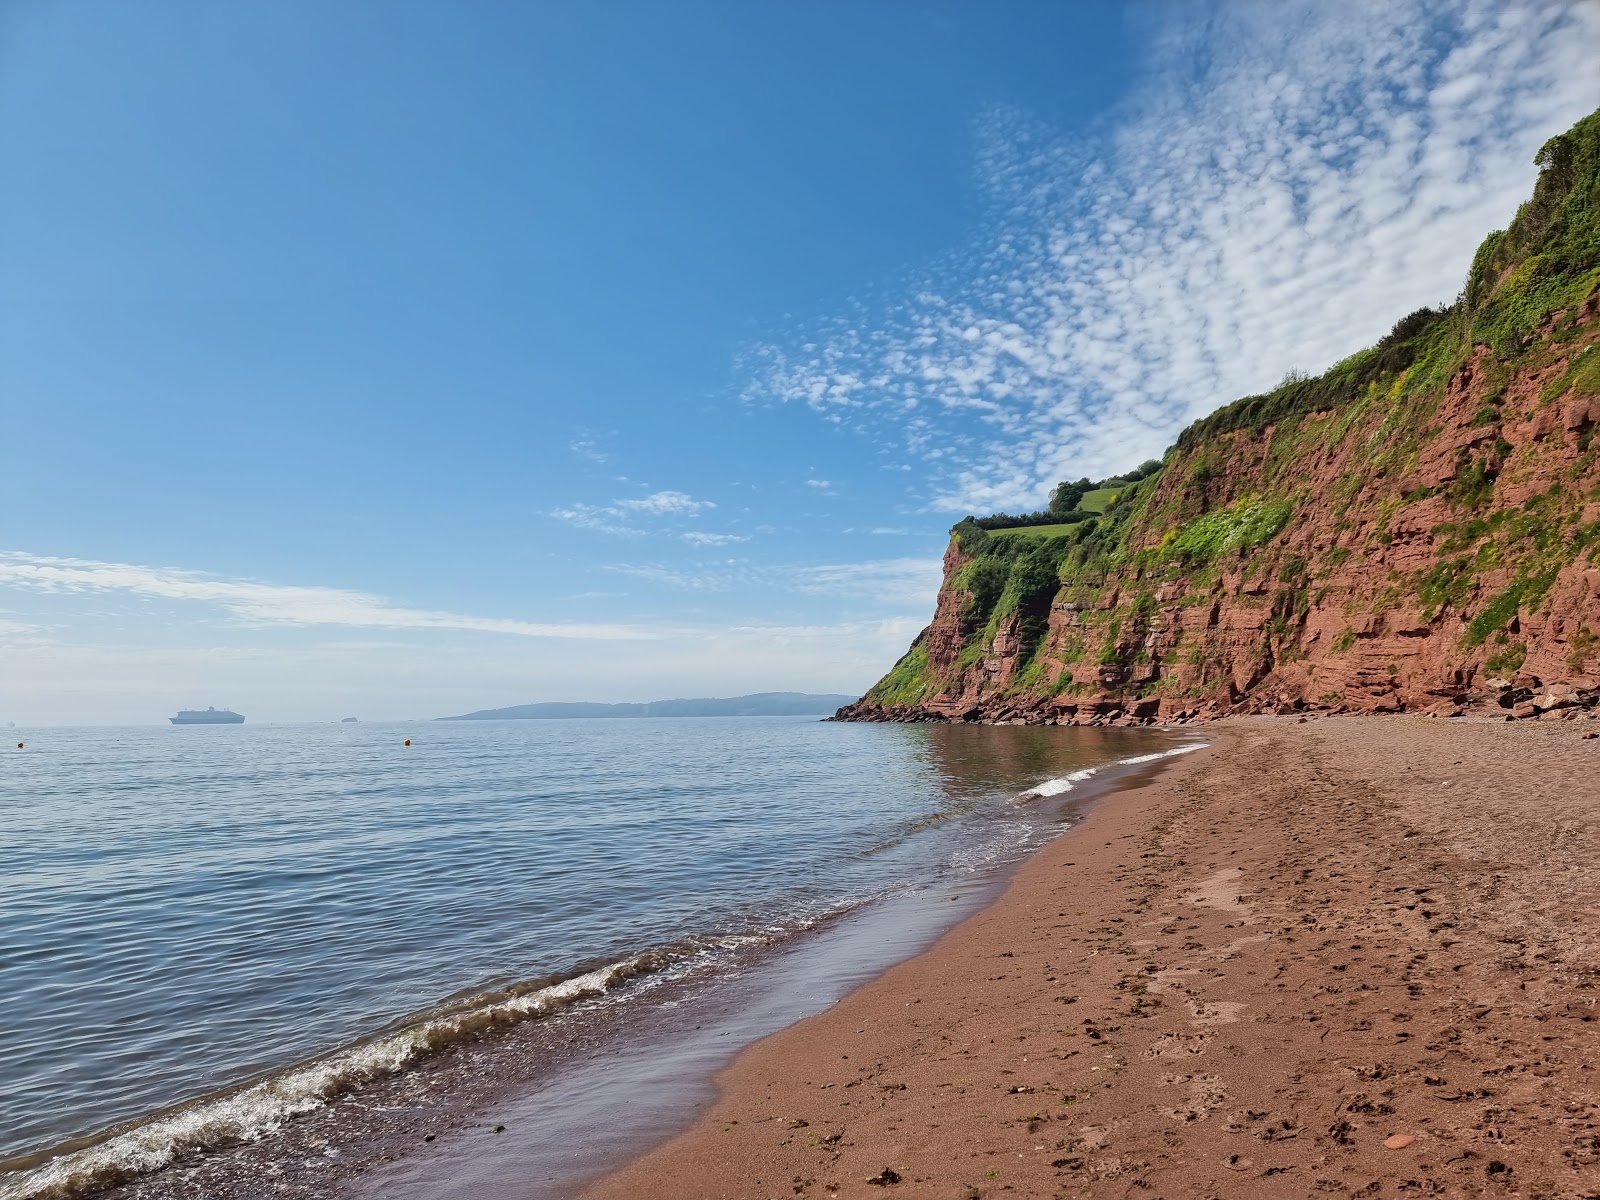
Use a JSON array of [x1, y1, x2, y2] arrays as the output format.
[[0, 716, 1203, 1200]]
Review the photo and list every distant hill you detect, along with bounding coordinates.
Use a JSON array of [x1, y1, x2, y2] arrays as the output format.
[[437, 692, 858, 721]]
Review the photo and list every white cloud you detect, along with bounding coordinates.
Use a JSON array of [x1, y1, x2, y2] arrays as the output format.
[[745, 0, 1600, 512], [553, 489, 716, 535], [717, 616, 927, 656], [0, 552, 654, 640], [607, 561, 755, 591], [568, 430, 612, 465], [0, 616, 51, 646], [805, 479, 834, 490], [792, 557, 945, 609], [616, 490, 714, 515], [606, 555, 944, 608], [681, 531, 749, 546], [549, 503, 645, 537]]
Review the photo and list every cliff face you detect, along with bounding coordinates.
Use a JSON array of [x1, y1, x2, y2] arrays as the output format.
[[841, 110, 1600, 727]]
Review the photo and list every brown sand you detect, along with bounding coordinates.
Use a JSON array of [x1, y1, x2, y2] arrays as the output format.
[[583, 716, 1600, 1199]]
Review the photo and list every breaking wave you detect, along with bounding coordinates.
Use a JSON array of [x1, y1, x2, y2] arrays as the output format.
[[0, 937, 751, 1200], [1019, 739, 1207, 800]]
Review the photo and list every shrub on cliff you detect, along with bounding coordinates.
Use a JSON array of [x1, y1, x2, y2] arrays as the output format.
[[1162, 497, 1294, 565], [1049, 477, 1095, 517]]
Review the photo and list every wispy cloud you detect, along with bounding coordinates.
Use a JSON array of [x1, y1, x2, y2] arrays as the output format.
[[607, 561, 755, 592], [0, 552, 654, 640], [604, 555, 943, 608], [792, 557, 944, 608], [720, 615, 927, 650], [549, 503, 646, 537], [568, 429, 613, 465], [0, 616, 51, 646], [616, 490, 714, 515], [804, 478, 834, 491], [682, 531, 749, 546], [552, 489, 717, 535], [744, 0, 1600, 512]]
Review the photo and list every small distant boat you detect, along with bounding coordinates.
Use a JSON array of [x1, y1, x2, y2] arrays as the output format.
[[341, 717, 358, 723], [170, 707, 245, 725]]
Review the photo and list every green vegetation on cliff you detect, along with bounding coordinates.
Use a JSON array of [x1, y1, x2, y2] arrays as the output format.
[[1159, 497, 1294, 565], [869, 642, 933, 707], [861, 108, 1600, 714]]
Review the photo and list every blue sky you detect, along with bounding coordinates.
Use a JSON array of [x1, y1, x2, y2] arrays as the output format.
[[2, 0, 1597, 723]]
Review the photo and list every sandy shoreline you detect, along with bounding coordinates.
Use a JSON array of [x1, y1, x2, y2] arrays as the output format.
[[584, 716, 1600, 1199], [30, 729, 1187, 1200]]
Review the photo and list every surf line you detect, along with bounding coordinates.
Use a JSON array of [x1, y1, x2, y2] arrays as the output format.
[[1018, 740, 1208, 801]]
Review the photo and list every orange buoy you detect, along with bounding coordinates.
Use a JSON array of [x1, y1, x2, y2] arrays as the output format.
[[404, 738, 412, 746]]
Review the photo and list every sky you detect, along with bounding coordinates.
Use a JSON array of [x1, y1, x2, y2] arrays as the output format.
[[2, 0, 1598, 724]]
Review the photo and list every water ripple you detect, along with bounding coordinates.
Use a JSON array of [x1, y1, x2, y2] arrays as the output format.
[[0, 716, 1169, 1180]]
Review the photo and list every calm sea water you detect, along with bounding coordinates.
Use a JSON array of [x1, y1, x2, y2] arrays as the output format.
[[0, 717, 1192, 1197]]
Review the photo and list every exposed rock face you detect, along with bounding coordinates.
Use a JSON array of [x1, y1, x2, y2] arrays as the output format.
[[838, 110, 1600, 728]]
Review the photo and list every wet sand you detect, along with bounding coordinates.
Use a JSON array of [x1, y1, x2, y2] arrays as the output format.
[[585, 716, 1600, 1199]]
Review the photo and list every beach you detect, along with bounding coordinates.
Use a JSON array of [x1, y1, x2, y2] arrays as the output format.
[[586, 716, 1600, 1199]]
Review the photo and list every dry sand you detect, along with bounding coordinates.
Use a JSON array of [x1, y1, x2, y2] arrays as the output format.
[[583, 716, 1600, 1199]]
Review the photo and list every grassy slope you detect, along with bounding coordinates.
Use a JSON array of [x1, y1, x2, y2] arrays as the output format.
[[988, 522, 1087, 540], [1076, 487, 1121, 514]]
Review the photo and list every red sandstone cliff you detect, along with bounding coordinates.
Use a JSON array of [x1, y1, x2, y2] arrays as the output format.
[[840, 111, 1600, 728]]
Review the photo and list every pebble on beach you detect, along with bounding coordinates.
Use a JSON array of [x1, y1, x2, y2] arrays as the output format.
[[1384, 1133, 1416, 1150]]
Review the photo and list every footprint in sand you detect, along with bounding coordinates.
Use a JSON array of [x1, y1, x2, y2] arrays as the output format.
[[1188, 999, 1246, 1026], [1159, 1072, 1228, 1122], [1073, 1124, 1113, 1150], [1144, 1032, 1212, 1058], [1185, 867, 1252, 915]]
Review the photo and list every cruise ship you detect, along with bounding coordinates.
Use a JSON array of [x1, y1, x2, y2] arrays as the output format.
[[169, 707, 245, 725]]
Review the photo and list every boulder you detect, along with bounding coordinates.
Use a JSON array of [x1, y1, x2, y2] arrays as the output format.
[[1565, 396, 1600, 430]]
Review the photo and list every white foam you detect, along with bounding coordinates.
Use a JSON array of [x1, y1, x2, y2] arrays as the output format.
[[1112, 741, 1208, 768], [1020, 740, 1207, 800], [0, 957, 651, 1200], [1021, 766, 1101, 798]]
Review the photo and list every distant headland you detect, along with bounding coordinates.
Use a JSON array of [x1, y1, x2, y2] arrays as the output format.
[[437, 692, 858, 721]]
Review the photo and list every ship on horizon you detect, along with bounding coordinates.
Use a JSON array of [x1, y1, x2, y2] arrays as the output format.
[[170, 707, 245, 725]]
